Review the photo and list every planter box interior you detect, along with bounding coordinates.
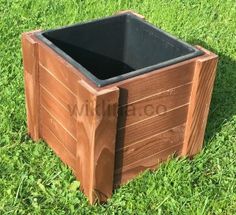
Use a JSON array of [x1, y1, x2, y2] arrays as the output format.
[[37, 13, 203, 86], [22, 12, 218, 204]]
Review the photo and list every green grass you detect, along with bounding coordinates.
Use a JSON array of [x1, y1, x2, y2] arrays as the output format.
[[0, 0, 236, 214]]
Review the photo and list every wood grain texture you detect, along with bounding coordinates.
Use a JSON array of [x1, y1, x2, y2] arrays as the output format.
[[39, 64, 77, 112], [40, 123, 76, 170], [182, 49, 218, 156], [40, 86, 77, 136], [22, 32, 40, 140], [38, 42, 98, 91], [115, 124, 185, 170], [114, 143, 182, 186], [39, 43, 79, 92], [116, 104, 188, 149], [76, 80, 119, 204], [118, 83, 191, 128], [116, 61, 195, 106], [40, 105, 77, 157]]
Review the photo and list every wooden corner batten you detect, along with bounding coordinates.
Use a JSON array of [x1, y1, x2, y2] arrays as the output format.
[[22, 32, 40, 140], [76, 80, 119, 204], [181, 46, 218, 157]]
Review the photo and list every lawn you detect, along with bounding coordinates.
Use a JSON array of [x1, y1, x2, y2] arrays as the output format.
[[0, 0, 236, 214]]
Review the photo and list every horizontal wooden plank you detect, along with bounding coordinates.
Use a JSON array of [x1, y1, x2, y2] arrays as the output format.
[[118, 83, 191, 128], [39, 64, 77, 114], [114, 144, 181, 186], [117, 61, 195, 105], [40, 123, 76, 170], [115, 124, 185, 169], [116, 104, 188, 149], [40, 86, 77, 136], [38, 43, 81, 92], [40, 105, 77, 157]]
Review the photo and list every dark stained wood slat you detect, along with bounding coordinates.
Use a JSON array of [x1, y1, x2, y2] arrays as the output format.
[[38, 42, 97, 91], [40, 86, 77, 136], [117, 61, 195, 105], [40, 105, 77, 157], [118, 83, 192, 128], [39, 64, 78, 118], [76, 80, 119, 204], [38, 43, 80, 92], [40, 123, 76, 170], [114, 144, 182, 186], [22, 32, 40, 140], [182, 52, 218, 156], [115, 124, 185, 169], [116, 104, 188, 149]]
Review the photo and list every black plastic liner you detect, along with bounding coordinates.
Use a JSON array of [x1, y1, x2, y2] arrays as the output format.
[[36, 13, 203, 87]]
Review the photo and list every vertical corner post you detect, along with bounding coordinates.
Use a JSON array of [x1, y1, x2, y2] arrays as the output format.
[[76, 80, 119, 204], [182, 47, 218, 156], [22, 32, 40, 140]]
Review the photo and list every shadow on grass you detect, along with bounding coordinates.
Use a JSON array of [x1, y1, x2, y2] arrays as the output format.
[[190, 40, 236, 144]]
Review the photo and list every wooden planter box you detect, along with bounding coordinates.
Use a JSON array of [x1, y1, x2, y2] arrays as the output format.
[[22, 12, 218, 204]]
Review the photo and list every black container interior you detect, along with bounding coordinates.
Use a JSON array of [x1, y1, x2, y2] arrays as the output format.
[[37, 13, 203, 86]]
